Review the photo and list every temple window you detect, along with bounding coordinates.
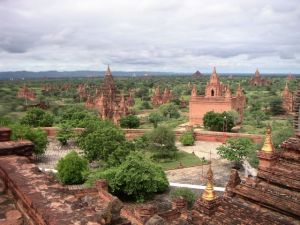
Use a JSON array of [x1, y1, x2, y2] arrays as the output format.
[[211, 89, 215, 96]]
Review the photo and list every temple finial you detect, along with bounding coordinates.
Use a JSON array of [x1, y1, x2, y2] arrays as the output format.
[[105, 64, 112, 76], [213, 66, 216, 74], [261, 125, 275, 154], [202, 163, 216, 201]]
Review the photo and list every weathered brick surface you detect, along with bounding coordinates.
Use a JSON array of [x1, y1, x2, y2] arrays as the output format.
[[0, 156, 129, 225], [0, 128, 11, 142], [0, 141, 34, 156]]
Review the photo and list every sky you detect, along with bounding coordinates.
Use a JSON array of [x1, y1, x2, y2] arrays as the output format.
[[0, 0, 299, 73]]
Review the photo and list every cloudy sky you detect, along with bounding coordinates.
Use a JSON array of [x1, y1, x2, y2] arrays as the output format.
[[0, 0, 299, 73]]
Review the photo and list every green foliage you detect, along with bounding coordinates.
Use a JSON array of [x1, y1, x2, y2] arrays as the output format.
[[158, 103, 180, 119], [179, 131, 195, 146], [57, 151, 88, 185], [269, 97, 285, 115], [78, 121, 132, 166], [57, 125, 74, 146], [58, 106, 99, 128], [0, 116, 14, 126], [217, 137, 255, 163], [21, 108, 54, 127], [148, 112, 164, 128], [170, 188, 196, 208], [87, 152, 169, 202], [203, 111, 234, 132], [10, 124, 48, 155], [139, 101, 152, 110], [272, 125, 294, 149], [147, 126, 178, 160], [120, 115, 140, 128]]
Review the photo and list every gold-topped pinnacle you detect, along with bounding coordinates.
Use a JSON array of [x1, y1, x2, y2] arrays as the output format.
[[261, 125, 275, 154], [202, 164, 216, 201]]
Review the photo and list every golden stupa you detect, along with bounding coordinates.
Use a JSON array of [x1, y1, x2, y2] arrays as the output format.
[[202, 164, 216, 201], [261, 125, 275, 154]]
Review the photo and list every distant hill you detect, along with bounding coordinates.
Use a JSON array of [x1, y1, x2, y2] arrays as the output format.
[[0, 70, 297, 80]]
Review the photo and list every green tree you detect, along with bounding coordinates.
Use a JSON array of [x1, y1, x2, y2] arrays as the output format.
[[147, 126, 177, 160], [179, 131, 195, 146], [217, 137, 255, 168], [120, 115, 140, 128], [159, 103, 180, 119], [77, 121, 132, 166], [57, 151, 88, 185], [10, 124, 48, 155], [87, 152, 169, 202], [139, 101, 152, 110], [203, 111, 234, 132], [148, 112, 164, 128], [57, 125, 74, 146], [21, 108, 54, 127], [269, 97, 285, 115]]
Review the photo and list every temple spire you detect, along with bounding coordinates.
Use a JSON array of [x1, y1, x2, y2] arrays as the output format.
[[261, 125, 275, 154], [202, 164, 216, 201], [105, 65, 112, 76], [255, 68, 260, 77]]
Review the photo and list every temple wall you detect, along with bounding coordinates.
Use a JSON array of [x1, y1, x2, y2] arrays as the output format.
[[189, 96, 233, 126]]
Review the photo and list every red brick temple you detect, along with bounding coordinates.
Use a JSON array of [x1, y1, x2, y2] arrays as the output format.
[[151, 86, 173, 106], [189, 67, 246, 126], [85, 66, 133, 123], [249, 68, 271, 86], [17, 84, 36, 101], [282, 82, 294, 113]]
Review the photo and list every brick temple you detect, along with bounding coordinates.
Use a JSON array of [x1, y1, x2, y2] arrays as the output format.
[[17, 84, 36, 101], [85, 66, 133, 123], [151, 86, 173, 106], [189, 67, 246, 126], [249, 68, 271, 86], [282, 82, 294, 113]]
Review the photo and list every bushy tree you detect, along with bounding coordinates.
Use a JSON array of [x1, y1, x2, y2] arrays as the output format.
[[217, 137, 255, 167], [203, 111, 234, 132], [57, 151, 88, 185], [148, 112, 164, 128], [21, 108, 54, 127], [120, 115, 140, 128], [10, 124, 48, 155], [57, 125, 74, 146], [170, 188, 196, 208], [159, 103, 180, 119], [139, 101, 152, 110], [87, 152, 169, 202], [77, 121, 133, 166], [147, 126, 177, 160], [179, 131, 195, 146], [269, 97, 285, 115]]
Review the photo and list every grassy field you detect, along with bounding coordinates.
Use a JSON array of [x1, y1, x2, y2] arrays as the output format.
[[143, 150, 208, 170]]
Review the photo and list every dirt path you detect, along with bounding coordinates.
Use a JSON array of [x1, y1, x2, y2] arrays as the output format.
[[166, 141, 233, 187]]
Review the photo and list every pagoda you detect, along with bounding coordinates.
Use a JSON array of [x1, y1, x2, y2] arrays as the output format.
[[86, 66, 132, 123], [282, 82, 294, 113], [17, 84, 36, 101], [151, 86, 173, 106], [189, 67, 246, 126], [249, 68, 271, 86]]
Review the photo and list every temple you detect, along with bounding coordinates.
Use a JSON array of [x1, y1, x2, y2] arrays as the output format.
[[85, 66, 133, 123], [151, 86, 173, 106], [189, 67, 246, 126], [192, 70, 203, 78], [17, 84, 36, 101], [287, 73, 295, 81], [249, 68, 271, 86], [282, 82, 294, 113]]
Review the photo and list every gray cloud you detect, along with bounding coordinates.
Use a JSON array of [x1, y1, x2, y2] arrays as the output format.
[[0, 0, 299, 73]]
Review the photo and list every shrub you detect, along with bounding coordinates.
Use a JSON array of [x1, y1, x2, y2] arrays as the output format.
[[269, 97, 285, 115], [147, 126, 178, 160], [203, 111, 234, 132], [21, 108, 54, 127], [120, 115, 140, 128], [170, 188, 196, 208], [57, 125, 74, 146], [148, 112, 164, 128], [10, 124, 48, 155], [159, 103, 180, 119], [57, 151, 88, 185], [179, 131, 195, 146], [77, 121, 132, 166], [139, 101, 152, 110], [217, 137, 255, 165], [87, 152, 169, 202]]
